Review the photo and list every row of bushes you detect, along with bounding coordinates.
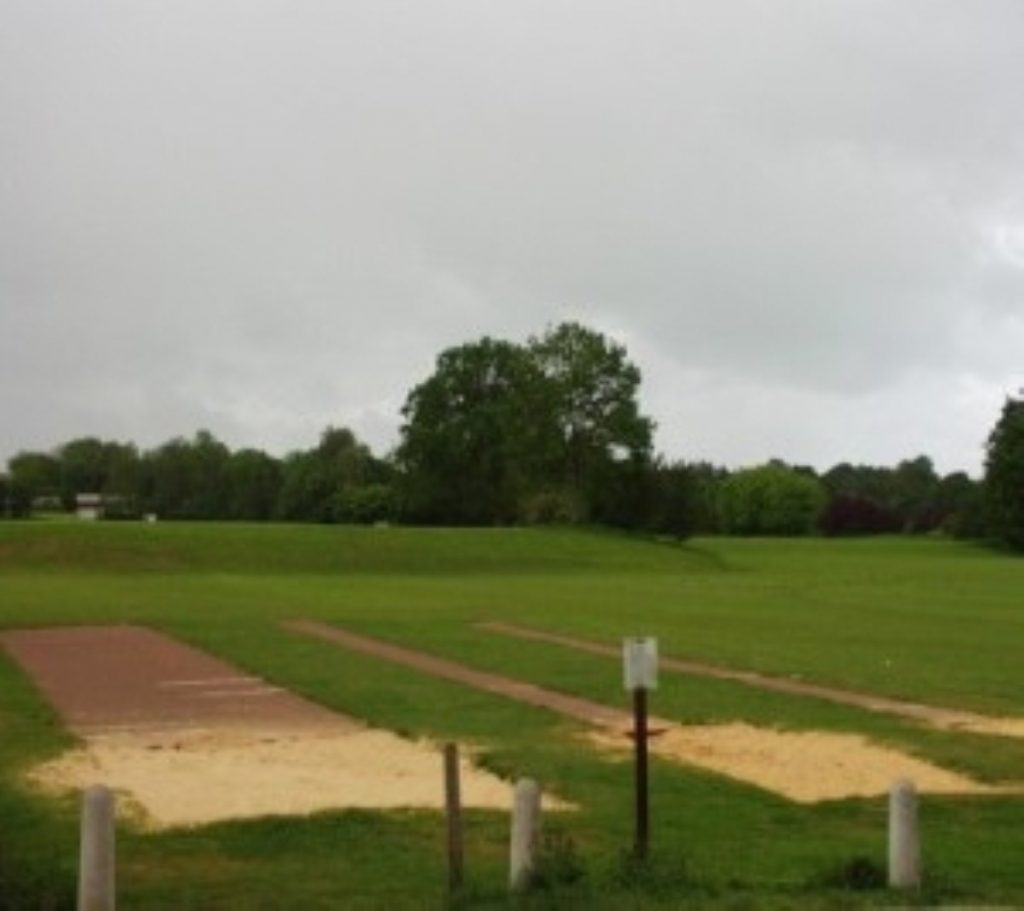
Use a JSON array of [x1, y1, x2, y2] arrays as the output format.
[[0, 438, 985, 543]]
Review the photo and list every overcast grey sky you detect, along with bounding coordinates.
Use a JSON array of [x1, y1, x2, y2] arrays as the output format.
[[2, 1, 1022, 475]]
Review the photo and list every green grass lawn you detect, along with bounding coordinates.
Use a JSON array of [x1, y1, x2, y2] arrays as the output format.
[[1, 521, 1023, 908]]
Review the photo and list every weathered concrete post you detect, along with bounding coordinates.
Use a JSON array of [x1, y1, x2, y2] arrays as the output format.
[[78, 785, 115, 911], [509, 779, 541, 892], [443, 742, 463, 892], [888, 779, 920, 890]]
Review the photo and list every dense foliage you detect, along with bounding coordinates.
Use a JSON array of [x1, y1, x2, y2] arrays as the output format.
[[818, 456, 986, 537], [717, 463, 826, 535], [984, 394, 1024, 551], [397, 323, 659, 529], [1, 428, 394, 525], [0, 322, 1005, 541], [397, 337, 556, 524]]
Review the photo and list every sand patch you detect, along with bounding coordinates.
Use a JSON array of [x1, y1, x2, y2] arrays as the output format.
[[925, 714, 1024, 739], [28, 723, 538, 828], [590, 722, 1010, 802], [289, 620, 1019, 803], [4, 625, 571, 828]]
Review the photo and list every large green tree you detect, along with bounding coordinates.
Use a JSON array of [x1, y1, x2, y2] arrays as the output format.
[[227, 449, 282, 520], [143, 431, 230, 519], [891, 456, 940, 531], [276, 426, 385, 522], [821, 456, 970, 534], [57, 437, 108, 507], [718, 463, 826, 535], [6, 451, 60, 502], [101, 442, 143, 515], [397, 324, 658, 526], [529, 322, 654, 512], [398, 338, 557, 524], [0, 473, 31, 517], [984, 393, 1024, 551], [9, 441, 143, 515]]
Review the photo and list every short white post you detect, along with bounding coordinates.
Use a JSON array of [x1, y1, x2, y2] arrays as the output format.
[[509, 779, 541, 892], [888, 779, 920, 890], [78, 785, 115, 911]]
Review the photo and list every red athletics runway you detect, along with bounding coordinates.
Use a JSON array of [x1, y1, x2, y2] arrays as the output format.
[[0, 625, 354, 735]]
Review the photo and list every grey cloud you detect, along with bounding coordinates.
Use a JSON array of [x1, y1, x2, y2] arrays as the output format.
[[2, 1, 1022, 472]]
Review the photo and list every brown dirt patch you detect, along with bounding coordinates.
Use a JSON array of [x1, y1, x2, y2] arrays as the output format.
[[290, 619, 1019, 802], [480, 621, 1024, 739], [1, 626, 522, 827]]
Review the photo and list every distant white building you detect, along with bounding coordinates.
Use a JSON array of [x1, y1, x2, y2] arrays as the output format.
[[75, 493, 104, 521]]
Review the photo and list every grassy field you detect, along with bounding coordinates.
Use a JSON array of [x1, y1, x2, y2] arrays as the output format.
[[1, 521, 1023, 908]]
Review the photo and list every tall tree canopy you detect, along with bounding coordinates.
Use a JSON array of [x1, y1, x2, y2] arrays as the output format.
[[529, 322, 654, 512], [145, 431, 230, 519], [984, 393, 1024, 551], [718, 463, 826, 535], [226, 449, 282, 520], [277, 426, 386, 522], [820, 456, 977, 535], [6, 452, 60, 502], [397, 324, 656, 526], [398, 338, 557, 524], [3, 425, 395, 525]]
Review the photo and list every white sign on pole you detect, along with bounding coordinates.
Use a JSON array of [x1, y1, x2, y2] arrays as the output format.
[[623, 637, 658, 690]]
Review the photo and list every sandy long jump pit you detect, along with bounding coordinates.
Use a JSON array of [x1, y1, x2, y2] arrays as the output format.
[[289, 620, 1017, 803], [0, 626, 520, 828]]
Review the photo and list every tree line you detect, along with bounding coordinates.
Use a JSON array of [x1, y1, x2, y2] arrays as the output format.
[[2, 322, 1021, 551], [0, 427, 396, 524]]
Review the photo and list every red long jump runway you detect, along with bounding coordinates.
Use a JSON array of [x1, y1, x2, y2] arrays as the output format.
[[0, 625, 352, 735], [0, 625, 522, 827]]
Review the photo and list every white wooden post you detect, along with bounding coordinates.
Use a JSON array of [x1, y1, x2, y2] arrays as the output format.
[[509, 779, 541, 891], [78, 785, 115, 911], [888, 779, 920, 890]]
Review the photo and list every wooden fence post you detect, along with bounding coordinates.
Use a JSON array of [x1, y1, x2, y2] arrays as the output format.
[[509, 779, 541, 892], [633, 686, 650, 859], [78, 785, 115, 911], [443, 743, 463, 892], [888, 779, 920, 890]]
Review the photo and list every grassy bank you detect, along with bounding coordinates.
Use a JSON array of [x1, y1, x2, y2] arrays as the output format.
[[1, 522, 1022, 907]]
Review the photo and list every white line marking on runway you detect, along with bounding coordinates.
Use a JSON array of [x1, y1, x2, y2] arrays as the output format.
[[158, 677, 260, 688], [198, 688, 284, 698]]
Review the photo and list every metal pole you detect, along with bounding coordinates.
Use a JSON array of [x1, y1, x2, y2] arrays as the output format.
[[634, 686, 649, 859]]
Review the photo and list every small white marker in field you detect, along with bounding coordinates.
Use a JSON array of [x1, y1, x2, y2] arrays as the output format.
[[623, 636, 657, 860], [623, 637, 658, 691]]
